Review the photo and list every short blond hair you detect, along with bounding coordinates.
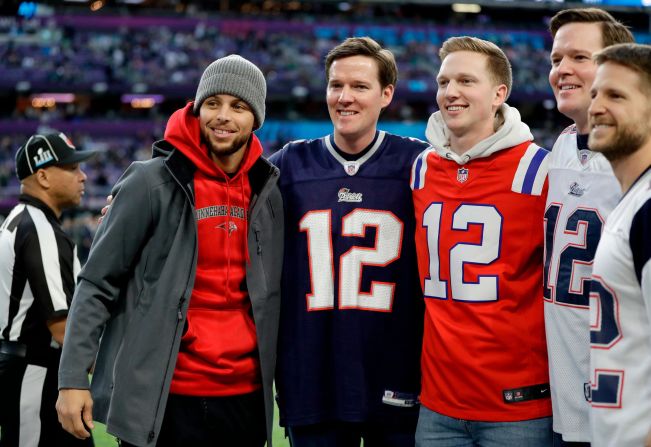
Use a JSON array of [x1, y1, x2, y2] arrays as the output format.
[[440, 36, 512, 99]]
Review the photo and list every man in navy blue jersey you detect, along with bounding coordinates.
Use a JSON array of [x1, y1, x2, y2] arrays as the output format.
[[271, 37, 428, 447]]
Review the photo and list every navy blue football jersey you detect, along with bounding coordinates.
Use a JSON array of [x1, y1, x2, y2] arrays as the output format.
[[270, 131, 428, 427]]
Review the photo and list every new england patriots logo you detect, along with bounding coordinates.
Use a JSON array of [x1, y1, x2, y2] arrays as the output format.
[[569, 182, 585, 197], [215, 221, 238, 236]]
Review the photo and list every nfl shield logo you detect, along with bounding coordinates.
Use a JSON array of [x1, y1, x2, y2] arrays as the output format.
[[457, 167, 469, 183], [58, 132, 76, 149], [505, 391, 513, 401], [579, 150, 590, 165], [345, 163, 358, 176]]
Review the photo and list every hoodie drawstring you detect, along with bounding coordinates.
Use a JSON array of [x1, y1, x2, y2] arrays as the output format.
[[225, 179, 232, 303], [224, 175, 251, 303], [241, 175, 251, 265]]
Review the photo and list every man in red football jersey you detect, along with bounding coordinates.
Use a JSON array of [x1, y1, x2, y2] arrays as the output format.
[[410, 36, 552, 446]]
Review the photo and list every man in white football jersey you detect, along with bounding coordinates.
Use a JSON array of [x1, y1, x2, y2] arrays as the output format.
[[544, 8, 633, 447], [587, 42, 651, 447]]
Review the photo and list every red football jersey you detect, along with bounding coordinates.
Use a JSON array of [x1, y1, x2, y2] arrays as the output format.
[[410, 141, 551, 421]]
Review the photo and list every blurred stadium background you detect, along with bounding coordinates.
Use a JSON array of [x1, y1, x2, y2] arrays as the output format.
[[1, 0, 650, 260], [0, 1, 649, 443]]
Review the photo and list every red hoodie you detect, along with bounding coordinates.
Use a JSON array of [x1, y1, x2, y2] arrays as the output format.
[[167, 103, 262, 396]]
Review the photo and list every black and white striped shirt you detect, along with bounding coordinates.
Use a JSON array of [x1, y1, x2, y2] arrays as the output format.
[[0, 194, 79, 366]]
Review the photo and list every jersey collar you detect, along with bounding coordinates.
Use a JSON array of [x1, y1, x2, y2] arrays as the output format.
[[19, 194, 61, 224], [324, 131, 386, 176]]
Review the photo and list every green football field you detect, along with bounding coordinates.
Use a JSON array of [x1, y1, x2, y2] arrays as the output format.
[[92, 402, 289, 447]]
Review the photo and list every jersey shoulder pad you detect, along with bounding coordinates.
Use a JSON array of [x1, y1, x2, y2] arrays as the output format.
[[410, 147, 438, 191], [511, 142, 549, 196], [560, 124, 577, 136]]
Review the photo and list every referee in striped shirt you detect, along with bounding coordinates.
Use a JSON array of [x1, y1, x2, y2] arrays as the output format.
[[0, 132, 96, 447]]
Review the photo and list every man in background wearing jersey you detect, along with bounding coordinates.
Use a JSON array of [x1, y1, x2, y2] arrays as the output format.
[[0, 132, 96, 447], [543, 9, 633, 447], [411, 36, 552, 446], [587, 42, 651, 447], [271, 37, 428, 446]]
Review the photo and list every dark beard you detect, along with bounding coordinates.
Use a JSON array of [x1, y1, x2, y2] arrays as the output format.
[[590, 124, 650, 163], [201, 131, 251, 159]]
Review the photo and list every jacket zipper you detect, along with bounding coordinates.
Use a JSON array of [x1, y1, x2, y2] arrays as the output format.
[[177, 297, 185, 322], [255, 229, 262, 254], [149, 162, 196, 443], [148, 297, 187, 442], [250, 168, 277, 256], [248, 166, 278, 226]]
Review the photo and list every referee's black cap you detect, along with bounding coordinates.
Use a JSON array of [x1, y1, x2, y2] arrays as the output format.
[[15, 132, 98, 180]]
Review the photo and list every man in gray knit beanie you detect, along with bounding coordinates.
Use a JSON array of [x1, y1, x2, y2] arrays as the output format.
[[56, 53, 282, 447], [193, 54, 267, 129]]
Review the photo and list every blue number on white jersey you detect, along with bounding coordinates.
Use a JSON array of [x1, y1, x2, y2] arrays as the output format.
[[590, 275, 623, 408], [544, 205, 603, 307]]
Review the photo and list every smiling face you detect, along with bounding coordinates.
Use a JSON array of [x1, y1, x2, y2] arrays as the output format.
[[588, 61, 651, 162], [549, 22, 604, 133], [326, 55, 394, 153], [199, 94, 255, 170], [436, 51, 507, 151]]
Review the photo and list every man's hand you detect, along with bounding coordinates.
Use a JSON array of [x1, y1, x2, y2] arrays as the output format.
[[98, 194, 113, 224], [56, 389, 95, 439], [645, 428, 651, 447], [46, 317, 67, 346]]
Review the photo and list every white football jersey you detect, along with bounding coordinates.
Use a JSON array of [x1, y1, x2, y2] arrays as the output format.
[[590, 166, 651, 447], [543, 126, 620, 442]]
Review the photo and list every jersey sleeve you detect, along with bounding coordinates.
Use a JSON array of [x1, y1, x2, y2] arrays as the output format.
[[410, 148, 436, 191], [630, 198, 651, 299], [17, 215, 71, 322], [268, 142, 289, 171]]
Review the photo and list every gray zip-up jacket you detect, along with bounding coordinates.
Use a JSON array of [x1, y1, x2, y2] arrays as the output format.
[[58, 141, 283, 446]]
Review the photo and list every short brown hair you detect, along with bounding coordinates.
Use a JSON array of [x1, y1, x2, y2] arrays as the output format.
[[594, 43, 651, 95], [439, 36, 512, 99], [549, 8, 634, 47], [325, 37, 398, 89]]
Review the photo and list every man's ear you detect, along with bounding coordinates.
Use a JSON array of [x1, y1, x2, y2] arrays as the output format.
[[381, 83, 395, 109], [34, 168, 51, 189], [493, 84, 508, 109]]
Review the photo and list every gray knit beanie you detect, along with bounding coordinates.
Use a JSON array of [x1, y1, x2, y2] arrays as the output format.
[[193, 55, 266, 129]]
